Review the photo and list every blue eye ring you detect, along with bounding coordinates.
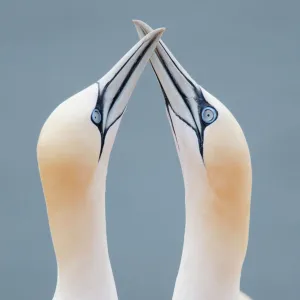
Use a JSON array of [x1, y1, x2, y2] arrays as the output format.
[[91, 108, 102, 124], [201, 106, 217, 124]]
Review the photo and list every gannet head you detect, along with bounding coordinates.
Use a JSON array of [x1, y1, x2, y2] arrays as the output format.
[[36, 28, 165, 271], [133, 20, 252, 267], [133, 20, 251, 200], [37, 28, 165, 190]]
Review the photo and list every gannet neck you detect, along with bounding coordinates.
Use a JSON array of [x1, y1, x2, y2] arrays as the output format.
[[172, 119, 251, 300], [39, 154, 117, 300], [37, 89, 117, 300], [173, 164, 249, 300]]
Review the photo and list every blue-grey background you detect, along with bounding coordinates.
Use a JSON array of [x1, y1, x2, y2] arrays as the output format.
[[0, 0, 299, 299]]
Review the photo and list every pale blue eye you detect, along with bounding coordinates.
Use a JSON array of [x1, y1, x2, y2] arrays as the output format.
[[201, 107, 217, 124], [92, 108, 101, 124]]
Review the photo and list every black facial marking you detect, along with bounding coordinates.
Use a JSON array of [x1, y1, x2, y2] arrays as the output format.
[[91, 38, 155, 160], [90, 83, 126, 160], [139, 27, 218, 157], [154, 48, 218, 157]]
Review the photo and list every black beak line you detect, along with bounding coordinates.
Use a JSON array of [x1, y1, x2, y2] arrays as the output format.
[[94, 37, 156, 160], [139, 27, 208, 157]]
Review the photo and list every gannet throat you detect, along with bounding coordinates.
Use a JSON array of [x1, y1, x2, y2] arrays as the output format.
[[37, 27, 165, 300], [133, 20, 252, 300]]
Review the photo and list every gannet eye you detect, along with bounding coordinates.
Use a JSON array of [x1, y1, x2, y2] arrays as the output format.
[[201, 107, 217, 124], [91, 108, 102, 124]]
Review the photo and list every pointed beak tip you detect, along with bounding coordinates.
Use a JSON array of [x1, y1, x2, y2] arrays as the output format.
[[132, 19, 148, 32], [132, 19, 143, 25], [156, 27, 166, 34], [144, 27, 165, 42], [132, 20, 165, 32]]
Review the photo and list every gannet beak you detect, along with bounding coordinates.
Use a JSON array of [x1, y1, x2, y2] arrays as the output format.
[[96, 27, 165, 138], [133, 20, 209, 157], [92, 27, 165, 158]]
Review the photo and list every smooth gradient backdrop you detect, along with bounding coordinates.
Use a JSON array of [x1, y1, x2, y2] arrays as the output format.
[[0, 0, 299, 299]]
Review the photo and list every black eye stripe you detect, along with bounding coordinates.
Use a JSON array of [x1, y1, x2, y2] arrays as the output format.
[[90, 38, 156, 161], [152, 64, 218, 157], [148, 42, 220, 156], [153, 67, 218, 158]]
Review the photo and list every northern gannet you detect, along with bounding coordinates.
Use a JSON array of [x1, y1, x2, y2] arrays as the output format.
[[133, 20, 252, 300], [37, 28, 165, 300]]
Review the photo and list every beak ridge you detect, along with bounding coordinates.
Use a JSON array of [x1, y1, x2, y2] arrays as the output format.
[[132, 20, 198, 92], [132, 20, 211, 157], [99, 26, 165, 87], [96, 27, 165, 133]]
